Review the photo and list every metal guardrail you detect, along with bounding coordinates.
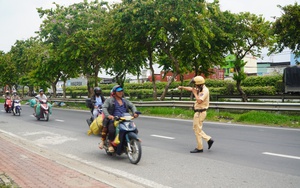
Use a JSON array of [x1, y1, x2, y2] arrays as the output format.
[[132, 101, 300, 111], [21, 97, 299, 112]]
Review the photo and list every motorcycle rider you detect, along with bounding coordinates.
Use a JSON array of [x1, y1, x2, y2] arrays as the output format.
[[4, 90, 10, 99], [86, 87, 106, 126], [33, 89, 47, 116], [11, 91, 21, 111], [4, 90, 11, 110], [91, 87, 105, 120], [101, 85, 139, 152]]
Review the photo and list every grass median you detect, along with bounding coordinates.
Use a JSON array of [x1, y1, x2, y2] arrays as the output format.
[[58, 101, 300, 128]]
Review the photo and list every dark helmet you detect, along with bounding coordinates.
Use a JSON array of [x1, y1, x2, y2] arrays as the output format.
[[112, 85, 123, 93], [94, 87, 102, 96]]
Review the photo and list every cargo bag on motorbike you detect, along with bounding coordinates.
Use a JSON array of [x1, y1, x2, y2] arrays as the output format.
[[36, 104, 41, 116], [87, 115, 103, 135], [29, 98, 37, 108], [47, 103, 52, 114]]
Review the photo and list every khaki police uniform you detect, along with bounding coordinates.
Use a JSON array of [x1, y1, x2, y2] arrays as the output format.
[[193, 85, 211, 150]]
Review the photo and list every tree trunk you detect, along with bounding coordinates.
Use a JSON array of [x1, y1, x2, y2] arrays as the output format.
[[179, 75, 184, 100], [236, 80, 248, 102], [148, 50, 158, 100], [22, 86, 25, 98], [52, 83, 57, 98], [63, 80, 66, 98], [160, 72, 178, 101]]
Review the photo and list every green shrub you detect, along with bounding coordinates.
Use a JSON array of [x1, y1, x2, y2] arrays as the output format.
[[242, 75, 282, 87], [243, 86, 276, 95]]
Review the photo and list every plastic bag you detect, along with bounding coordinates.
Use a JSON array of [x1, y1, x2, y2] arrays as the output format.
[[47, 103, 52, 114], [29, 98, 37, 108], [87, 115, 103, 136]]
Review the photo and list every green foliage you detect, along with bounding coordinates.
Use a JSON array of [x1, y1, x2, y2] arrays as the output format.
[[1, 0, 284, 101], [242, 75, 282, 87], [243, 86, 276, 95], [60, 75, 280, 98], [136, 107, 300, 128], [271, 3, 300, 59]]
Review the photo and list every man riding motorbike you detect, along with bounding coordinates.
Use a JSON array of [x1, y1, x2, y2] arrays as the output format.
[[86, 87, 105, 126], [33, 89, 47, 116], [4, 90, 11, 112], [11, 91, 21, 111], [101, 85, 139, 152], [91, 87, 105, 120]]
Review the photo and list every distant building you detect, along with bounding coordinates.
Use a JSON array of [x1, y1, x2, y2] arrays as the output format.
[[66, 77, 87, 86], [223, 54, 257, 77], [257, 61, 290, 76]]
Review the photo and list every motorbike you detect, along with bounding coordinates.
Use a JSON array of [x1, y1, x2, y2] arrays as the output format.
[[4, 97, 12, 113], [35, 99, 50, 121], [12, 99, 21, 116], [103, 112, 142, 164]]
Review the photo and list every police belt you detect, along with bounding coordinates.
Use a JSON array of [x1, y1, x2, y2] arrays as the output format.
[[194, 108, 207, 113]]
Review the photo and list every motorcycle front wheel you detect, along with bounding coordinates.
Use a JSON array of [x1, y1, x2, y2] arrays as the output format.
[[127, 139, 142, 164]]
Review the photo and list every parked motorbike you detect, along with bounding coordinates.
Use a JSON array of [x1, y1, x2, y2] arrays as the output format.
[[103, 112, 142, 164], [35, 99, 50, 121], [4, 97, 12, 113], [12, 99, 21, 116]]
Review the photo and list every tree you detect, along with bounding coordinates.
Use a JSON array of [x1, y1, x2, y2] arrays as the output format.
[[152, 0, 220, 100], [271, 3, 300, 63], [9, 38, 54, 96], [0, 51, 17, 92], [102, 1, 149, 89], [224, 12, 273, 102], [37, 1, 109, 97]]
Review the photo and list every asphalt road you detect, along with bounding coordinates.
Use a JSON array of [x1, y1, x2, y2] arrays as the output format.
[[1, 105, 300, 188]]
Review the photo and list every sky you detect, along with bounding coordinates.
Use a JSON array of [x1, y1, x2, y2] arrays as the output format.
[[0, 0, 299, 63]]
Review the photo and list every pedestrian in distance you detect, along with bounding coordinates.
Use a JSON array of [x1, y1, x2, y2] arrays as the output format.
[[178, 76, 214, 153]]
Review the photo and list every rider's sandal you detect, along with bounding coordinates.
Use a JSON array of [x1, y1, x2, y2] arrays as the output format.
[[108, 146, 115, 153]]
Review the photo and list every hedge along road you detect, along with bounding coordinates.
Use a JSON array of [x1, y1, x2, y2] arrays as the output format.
[[1, 105, 300, 188]]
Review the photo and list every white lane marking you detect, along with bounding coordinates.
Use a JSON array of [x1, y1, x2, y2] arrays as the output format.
[[55, 119, 64, 122], [151, 134, 175, 140], [23, 131, 77, 146], [262, 152, 300, 160]]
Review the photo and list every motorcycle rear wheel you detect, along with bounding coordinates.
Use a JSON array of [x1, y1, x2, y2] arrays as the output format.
[[127, 139, 142, 164], [16, 108, 21, 116], [45, 113, 49, 121]]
